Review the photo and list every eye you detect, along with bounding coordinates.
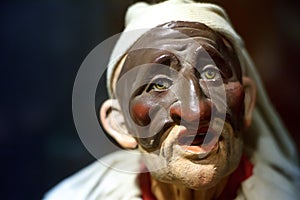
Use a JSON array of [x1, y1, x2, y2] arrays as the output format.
[[201, 65, 221, 80], [149, 77, 173, 92], [204, 69, 216, 79]]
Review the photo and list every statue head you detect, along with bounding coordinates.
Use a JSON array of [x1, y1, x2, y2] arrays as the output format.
[[100, 18, 256, 189]]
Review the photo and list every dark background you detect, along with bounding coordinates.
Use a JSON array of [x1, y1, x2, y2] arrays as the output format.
[[1, 0, 299, 199]]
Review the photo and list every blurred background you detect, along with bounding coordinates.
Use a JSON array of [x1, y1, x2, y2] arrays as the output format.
[[0, 0, 299, 199]]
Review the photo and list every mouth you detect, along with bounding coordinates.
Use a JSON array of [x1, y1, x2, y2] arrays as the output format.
[[177, 127, 220, 155]]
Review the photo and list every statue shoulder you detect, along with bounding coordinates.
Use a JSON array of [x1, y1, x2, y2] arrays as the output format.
[[43, 150, 142, 200]]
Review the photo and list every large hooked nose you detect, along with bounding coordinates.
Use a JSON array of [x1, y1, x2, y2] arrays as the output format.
[[169, 74, 212, 127]]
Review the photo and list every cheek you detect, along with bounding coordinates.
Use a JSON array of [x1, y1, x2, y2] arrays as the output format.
[[129, 93, 173, 127], [129, 95, 157, 126], [226, 83, 244, 110], [225, 82, 245, 129], [130, 100, 152, 126], [129, 97, 168, 151]]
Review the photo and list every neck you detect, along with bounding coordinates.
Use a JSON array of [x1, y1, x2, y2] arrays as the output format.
[[150, 176, 229, 200]]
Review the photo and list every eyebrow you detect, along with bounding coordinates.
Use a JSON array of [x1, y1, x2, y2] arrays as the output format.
[[195, 43, 227, 70]]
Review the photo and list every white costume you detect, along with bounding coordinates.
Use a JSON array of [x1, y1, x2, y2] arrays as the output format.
[[44, 150, 298, 200], [45, 1, 300, 199]]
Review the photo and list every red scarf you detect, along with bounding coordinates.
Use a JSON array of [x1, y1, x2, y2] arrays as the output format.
[[139, 154, 253, 200]]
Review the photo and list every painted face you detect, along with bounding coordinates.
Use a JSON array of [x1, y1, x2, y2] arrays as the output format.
[[116, 21, 245, 189]]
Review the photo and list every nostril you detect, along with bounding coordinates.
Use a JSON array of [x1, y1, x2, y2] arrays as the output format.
[[170, 102, 201, 124], [169, 101, 212, 126], [170, 103, 182, 124], [171, 113, 182, 124]]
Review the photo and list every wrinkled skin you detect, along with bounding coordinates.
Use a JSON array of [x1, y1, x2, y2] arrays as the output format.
[[115, 21, 246, 193]]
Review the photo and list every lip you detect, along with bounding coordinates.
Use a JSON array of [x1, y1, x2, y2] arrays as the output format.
[[177, 126, 220, 158]]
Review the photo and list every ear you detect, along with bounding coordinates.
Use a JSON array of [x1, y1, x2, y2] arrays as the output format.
[[100, 99, 137, 149], [242, 77, 256, 128]]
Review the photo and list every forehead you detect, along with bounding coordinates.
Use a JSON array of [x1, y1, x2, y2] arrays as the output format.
[[133, 21, 221, 48], [119, 21, 241, 80], [127, 21, 221, 60]]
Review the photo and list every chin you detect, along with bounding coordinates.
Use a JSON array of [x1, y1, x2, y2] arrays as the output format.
[[166, 158, 234, 190], [139, 121, 244, 189], [143, 145, 242, 190]]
